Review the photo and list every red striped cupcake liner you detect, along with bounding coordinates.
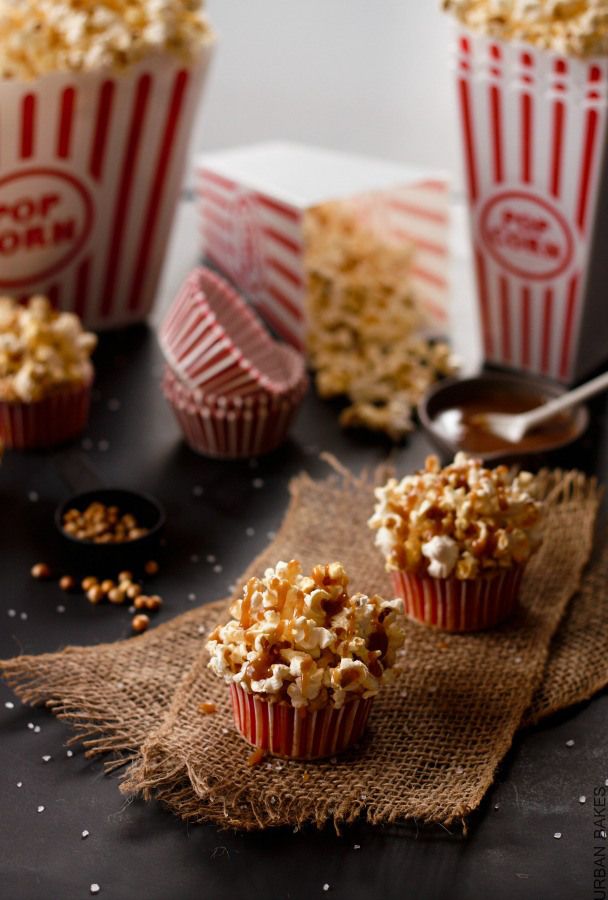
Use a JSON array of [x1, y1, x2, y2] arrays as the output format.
[[229, 683, 374, 760], [162, 367, 307, 459], [159, 267, 299, 395], [391, 564, 525, 632], [0, 379, 92, 450]]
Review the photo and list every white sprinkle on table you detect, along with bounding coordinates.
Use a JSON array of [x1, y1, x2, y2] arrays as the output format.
[[494, 803, 500, 810], [42, 755, 51, 763], [206, 554, 216, 564], [213, 564, 223, 574], [27, 722, 34, 730], [323, 885, 330, 892], [252, 478, 264, 489], [20, 612, 28, 621], [353, 844, 361, 850], [245, 527, 255, 537], [554, 832, 562, 839], [66, 750, 74, 758], [16, 782, 22, 788], [34, 725, 41, 733], [37, 805, 45, 813], [189, 593, 197, 602], [5, 701, 14, 709], [267, 531, 276, 540], [565, 739, 575, 747], [90, 884, 100, 895], [579, 795, 586, 804], [97, 440, 109, 452], [28, 491, 39, 502], [56, 605, 66, 614], [192, 485, 204, 497], [7, 609, 16, 617], [190, 554, 200, 564], [82, 830, 90, 839]]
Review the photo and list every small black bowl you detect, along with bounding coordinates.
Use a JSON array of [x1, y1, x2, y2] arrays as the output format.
[[54, 487, 166, 575], [418, 371, 589, 465]]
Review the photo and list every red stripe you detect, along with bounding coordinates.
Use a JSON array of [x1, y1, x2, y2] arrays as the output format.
[[577, 107, 599, 232], [74, 257, 91, 321], [549, 101, 565, 198], [458, 77, 478, 202], [127, 70, 190, 312], [89, 81, 115, 181], [411, 265, 448, 289], [47, 284, 59, 309], [200, 184, 232, 212], [266, 283, 304, 322], [521, 286, 531, 366], [490, 84, 503, 183], [474, 248, 493, 356], [266, 255, 304, 288], [559, 276, 579, 379], [392, 228, 448, 257], [416, 179, 448, 192], [100, 74, 152, 318], [420, 296, 448, 323], [541, 288, 553, 374], [256, 300, 303, 349], [254, 193, 299, 223], [262, 226, 301, 256], [389, 199, 449, 225], [21, 94, 36, 159], [200, 169, 237, 192], [56, 87, 76, 159], [499, 276, 511, 362], [203, 205, 231, 233], [521, 93, 532, 183]]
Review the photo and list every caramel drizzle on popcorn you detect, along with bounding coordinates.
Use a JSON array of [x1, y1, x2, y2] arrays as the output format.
[[369, 453, 543, 580], [0, 0, 213, 80], [206, 560, 406, 710], [303, 201, 457, 441], [443, 0, 608, 58]]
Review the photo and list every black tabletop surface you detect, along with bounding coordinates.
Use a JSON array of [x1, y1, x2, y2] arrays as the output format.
[[1, 326, 607, 900]]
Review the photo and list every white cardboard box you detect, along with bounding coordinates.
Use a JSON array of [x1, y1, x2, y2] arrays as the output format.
[[195, 142, 450, 348]]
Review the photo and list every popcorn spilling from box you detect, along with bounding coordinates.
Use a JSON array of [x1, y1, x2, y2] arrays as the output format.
[[195, 142, 454, 439], [0, 0, 213, 78], [443, 0, 608, 57], [304, 201, 457, 440]]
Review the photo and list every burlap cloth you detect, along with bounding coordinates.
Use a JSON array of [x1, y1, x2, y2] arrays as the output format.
[[2, 465, 606, 832]]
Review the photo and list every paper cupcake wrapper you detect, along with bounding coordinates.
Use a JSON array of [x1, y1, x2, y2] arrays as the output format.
[[159, 266, 301, 394], [0, 380, 91, 449], [229, 683, 374, 760], [0, 46, 213, 330], [163, 369, 307, 458], [455, 29, 608, 382], [391, 564, 525, 632]]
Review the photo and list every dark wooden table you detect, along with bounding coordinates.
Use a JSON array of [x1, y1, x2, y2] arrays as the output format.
[[1, 326, 607, 900]]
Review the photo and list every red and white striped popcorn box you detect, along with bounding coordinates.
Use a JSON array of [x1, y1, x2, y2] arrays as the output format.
[[162, 364, 308, 459], [159, 266, 302, 396], [229, 683, 374, 760], [455, 29, 608, 383], [195, 142, 450, 349], [0, 46, 213, 330], [391, 563, 525, 633]]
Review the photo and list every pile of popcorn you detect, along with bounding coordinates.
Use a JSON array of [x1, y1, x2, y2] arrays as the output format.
[[0, 296, 97, 402], [304, 201, 457, 441], [206, 559, 405, 710], [443, 0, 608, 57], [0, 0, 213, 79], [368, 453, 543, 580]]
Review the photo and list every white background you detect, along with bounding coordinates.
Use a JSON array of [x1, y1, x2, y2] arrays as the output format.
[[196, 1, 459, 178]]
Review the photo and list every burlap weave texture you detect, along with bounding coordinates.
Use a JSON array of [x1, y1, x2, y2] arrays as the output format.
[[1, 466, 604, 832]]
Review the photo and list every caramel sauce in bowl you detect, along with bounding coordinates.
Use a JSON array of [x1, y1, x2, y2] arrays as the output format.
[[418, 371, 589, 464]]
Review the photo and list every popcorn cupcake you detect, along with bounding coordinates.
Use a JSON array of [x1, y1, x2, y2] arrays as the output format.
[[368, 453, 543, 632], [206, 560, 405, 760], [0, 296, 96, 449]]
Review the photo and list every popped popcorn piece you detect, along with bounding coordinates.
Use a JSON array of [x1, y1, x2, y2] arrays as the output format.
[[0, 0, 214, 80], [206, 560, 406, 710], [442, 0, 608, 57], [0, 297, 96, 402], [369, 453, 543, 579], [304, 201, 457, 441]]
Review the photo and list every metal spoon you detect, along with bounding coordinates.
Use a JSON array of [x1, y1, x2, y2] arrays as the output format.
[[479, 370, 608, 445]]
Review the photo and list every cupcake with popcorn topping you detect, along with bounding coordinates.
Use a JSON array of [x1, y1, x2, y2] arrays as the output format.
[[368, 453, 543, 632], [206, 559, 405, 760], [0, 296, 96, 448]]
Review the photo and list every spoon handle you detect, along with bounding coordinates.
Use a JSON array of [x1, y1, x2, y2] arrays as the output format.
[[521, 370, 608, 430]]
